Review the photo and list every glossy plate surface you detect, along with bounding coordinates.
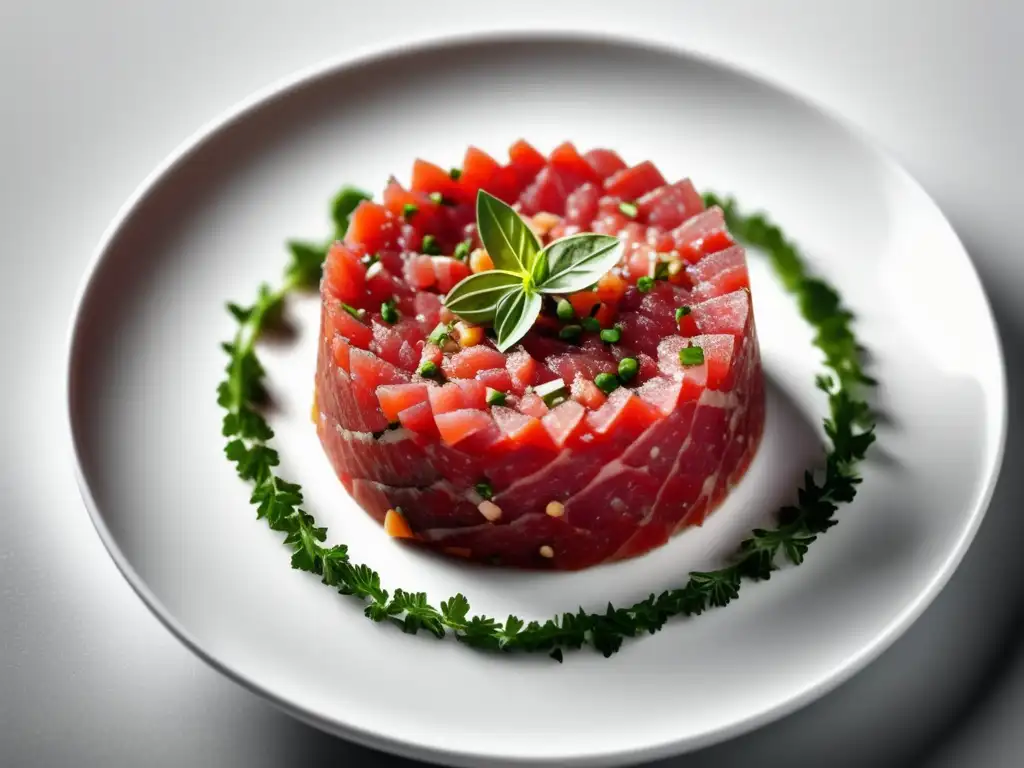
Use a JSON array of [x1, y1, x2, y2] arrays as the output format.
[[67, 34, 1006, 768]]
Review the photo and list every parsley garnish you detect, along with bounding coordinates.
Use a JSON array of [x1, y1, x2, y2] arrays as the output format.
[[219, 187, 874, 661]]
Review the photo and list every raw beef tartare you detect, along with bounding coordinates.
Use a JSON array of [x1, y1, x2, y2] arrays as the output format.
[[314, 141, 765, 570]]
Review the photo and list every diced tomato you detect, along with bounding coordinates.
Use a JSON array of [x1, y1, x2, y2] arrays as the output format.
[[567, 291, 602, 322], [584, 148, 627, 180], [549, 142, 600, 187], [413, 292, 443, 327], [428, 382, 467, 415], [564, 183, 601, 226], [346, 201, 400, 252], [443, 345, 507, 379], [434, 408, 495, 446], [459, 146, 502, 196], [604, 161, 667, 200], [636, 376, 683, 415], [571, 375, 607, 410], [586, 388, 659, 435], [328, 305, 373, 349], [541, 401, 586, 446], [476, 368, 513, 392], [410, 158, 467, 204], [323, 243, 366, 303], [349, 347, 409, 388], [376, 383, 429, 423], [404, 254, 437, 290], [397, 400, 439, 439], [670, 207, 726, 251], [700, 230, 734, 255], [518, 392, 549, 418], [451, 378, 487, 410], [492, 407, 557, 451], [637, 179, 704, 229], [431, 256, 471, 294], [505, 349, 538, 394], [383, 180, 444, 236], [625, 246, 653, 281], [596, 272, 628, 305], [518, 166, 567, 216], [365, 267, 398, 306], [419, 342, 443, 370], [508, 139, 546, 188], [485, 165, 521, 203]]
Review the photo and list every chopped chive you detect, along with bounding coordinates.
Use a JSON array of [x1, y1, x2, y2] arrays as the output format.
[[535, 379, 569, 407], [402, 203, 419, 219], [618, 357, 639, 381], [380, 300, 399, 325], [618, 201, 638, 219], [417, 360, 440, 378], [421, 234, 442, 255], [449, 167, 462, 180], [679, 345, 705, 366], [675, 305, 692, 322], [653, 261, 671, 281], [453, 239, 472, 261], [485, 387, 507, 406], [599, 326, 622, 344], [474, 481, 494, 500], [341, 302, 366, 321], [556, 298, 575, 322], [427, 321, 453, 346], [582, 316, 602, 332], [636, 276, 654, 293], [594, 372, 619, 394], [558, 324, 582, 342]]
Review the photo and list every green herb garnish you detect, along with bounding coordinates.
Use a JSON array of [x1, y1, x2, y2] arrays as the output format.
[[558, 324, 582, 342], [599, 326, 622, 344], [443, 191, 623, 351], [485, 387, 506, 407], [475, 481, 494, 501], [417, 360, 439, 378], [618, 357, 638, 381], [679, 346, 704, 366], [421, 234, 442, 255], [535, 379, 569, 408], [380, 300, 399, 325], [449, 167, 462, 180], [556, 298, 575, 322], [402, 203, 419, 219], [453, 239, 472, 262], [618, 201, 638, 219], [636, 276, 654, 293], [582, 316, 602, 332], [427, 321, 454, 346], [675, 306, 691, 321], [341, 302, 366, 321], [219, 187, 874, 661], [594, 372, 619, 394]]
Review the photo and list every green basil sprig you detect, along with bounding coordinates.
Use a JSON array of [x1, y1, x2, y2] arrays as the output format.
[[444, 190, 623, 351]]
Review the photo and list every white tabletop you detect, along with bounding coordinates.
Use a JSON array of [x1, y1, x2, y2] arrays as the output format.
[[2, 2, 1022, 766]]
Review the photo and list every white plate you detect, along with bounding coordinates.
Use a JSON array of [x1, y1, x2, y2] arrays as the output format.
[[66, 33, 1006, 768]]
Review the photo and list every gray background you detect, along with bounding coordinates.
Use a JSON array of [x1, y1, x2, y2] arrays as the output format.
[[1, 1, 1021, 766]]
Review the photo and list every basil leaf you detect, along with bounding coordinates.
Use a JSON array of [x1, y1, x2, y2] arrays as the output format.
[[494, 288, 542, 352], [443, 270, 523, 323], [476, 190, 540, 275], [536, 234, 623, 294]]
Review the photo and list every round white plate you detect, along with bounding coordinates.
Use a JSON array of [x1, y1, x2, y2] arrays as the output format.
[[67, 33, 1006, 768]]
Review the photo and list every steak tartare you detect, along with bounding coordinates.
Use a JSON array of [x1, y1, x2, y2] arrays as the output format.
[[314, 141, 765, 570]]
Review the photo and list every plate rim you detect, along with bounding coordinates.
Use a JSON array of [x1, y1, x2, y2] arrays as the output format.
[[64, 28, 1009, 768]]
